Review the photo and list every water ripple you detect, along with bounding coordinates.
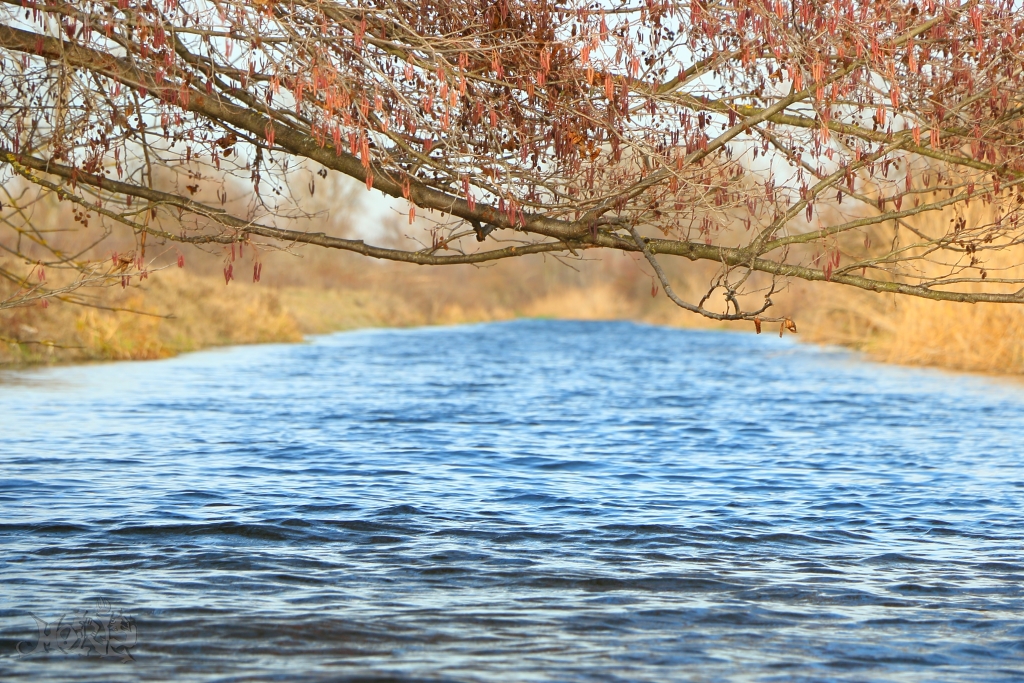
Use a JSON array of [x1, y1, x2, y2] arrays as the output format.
[[1, 320, 1023, 682]]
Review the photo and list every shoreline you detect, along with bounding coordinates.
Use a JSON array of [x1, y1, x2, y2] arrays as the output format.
[[5, 316, 1024, 386], [3, 269, 1022, 376]]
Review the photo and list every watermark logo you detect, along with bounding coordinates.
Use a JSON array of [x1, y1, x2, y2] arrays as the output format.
[[16, 600, 138, 662]]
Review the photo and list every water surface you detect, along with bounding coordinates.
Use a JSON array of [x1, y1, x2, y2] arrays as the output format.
[[1, 320, 1023, 681]]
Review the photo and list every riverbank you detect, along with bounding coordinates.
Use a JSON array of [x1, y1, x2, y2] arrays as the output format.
[[3, 265, 1023, 375], [0, 266, 724, 367], [797, 285, 1024, 375]]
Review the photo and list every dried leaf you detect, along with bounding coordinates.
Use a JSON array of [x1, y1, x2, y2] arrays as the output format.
[[215, 133, 238, 149]]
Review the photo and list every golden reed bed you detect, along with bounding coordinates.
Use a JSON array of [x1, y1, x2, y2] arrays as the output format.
[[3, 247, 1022, 376]]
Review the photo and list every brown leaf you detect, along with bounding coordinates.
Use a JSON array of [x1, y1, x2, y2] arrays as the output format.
[[215, 133, 238, 149], [785, 318, 797, 333], [114, 250, 135, 273], [753, 317, 761, 334]]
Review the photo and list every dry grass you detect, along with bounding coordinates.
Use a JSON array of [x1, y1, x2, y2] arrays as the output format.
[[798, 284, 1024, 374], [0, 174, 740, 368], [0, 269, 302, 365], [7, 249, 1022, 375], [795, 198, 1024, 375], [4, 186, 1023, 374], [0, 250, 740, 367], [5, 252, 1023, 375]]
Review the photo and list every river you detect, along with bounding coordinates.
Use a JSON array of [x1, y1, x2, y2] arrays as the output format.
[[1, 320, 1023, 681]]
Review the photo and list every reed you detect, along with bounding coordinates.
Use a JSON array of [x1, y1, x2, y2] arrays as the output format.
[[797, 280, 1024, 374], [3, 204, 1022, 374], [0, 249, 738, 366], [796, 197, 1024, 375], [0, 269, 301, 365]]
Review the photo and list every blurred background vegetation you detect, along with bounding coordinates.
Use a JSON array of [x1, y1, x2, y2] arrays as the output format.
[[3, 173, 1023, 375]]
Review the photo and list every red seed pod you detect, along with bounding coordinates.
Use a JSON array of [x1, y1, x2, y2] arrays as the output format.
[[177, 254, 185, 268]]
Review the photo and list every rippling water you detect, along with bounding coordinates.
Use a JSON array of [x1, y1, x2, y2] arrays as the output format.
[[2, 320, 1024, 682]]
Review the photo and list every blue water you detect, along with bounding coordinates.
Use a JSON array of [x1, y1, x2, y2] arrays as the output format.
[[1, 320, 1023, 682]]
